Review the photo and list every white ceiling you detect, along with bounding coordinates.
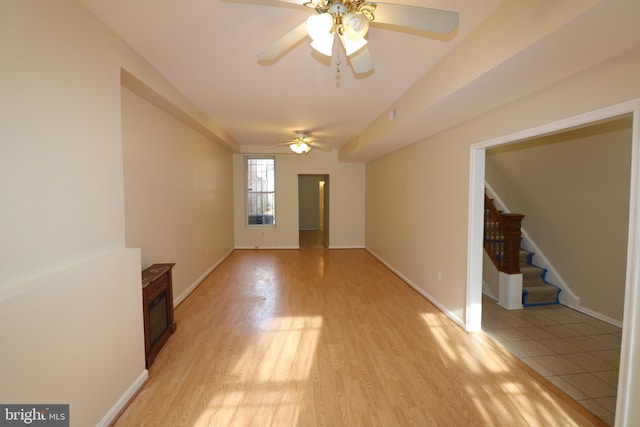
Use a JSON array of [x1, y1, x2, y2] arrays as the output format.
[[78, 0, 640, 161]]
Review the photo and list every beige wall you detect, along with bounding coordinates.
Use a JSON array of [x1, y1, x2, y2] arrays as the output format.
[[0, 1, 234, 425], [4, 0, 640, 424], [367, 47, 640, 319], [366, 129, 472, 322], [234, 149, 364, 249], [365, 46, 640, 421], [486, 118, 632, 321], [0, 249, 143, 425], [121, 87, 234, 303], [341, 0, 607, 161], [1, 1, 125, 289], [0, 2, 143, 426]]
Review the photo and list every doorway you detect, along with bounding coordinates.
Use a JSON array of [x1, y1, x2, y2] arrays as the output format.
[[298, 174, 329, 248], [467, 100, 640, 425]]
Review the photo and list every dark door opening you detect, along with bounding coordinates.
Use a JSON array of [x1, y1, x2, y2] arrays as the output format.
[[298, 174, 329, 248]]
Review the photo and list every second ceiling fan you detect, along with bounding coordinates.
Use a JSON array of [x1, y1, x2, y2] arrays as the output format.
[[272, 131, 330, 154], [259, 0, 459, 74]]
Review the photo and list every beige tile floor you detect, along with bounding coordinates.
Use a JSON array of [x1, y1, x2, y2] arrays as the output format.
[[482, 295, 622, 426]]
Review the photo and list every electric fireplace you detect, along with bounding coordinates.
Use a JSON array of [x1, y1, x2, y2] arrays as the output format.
[[142, 263, 176, 368]]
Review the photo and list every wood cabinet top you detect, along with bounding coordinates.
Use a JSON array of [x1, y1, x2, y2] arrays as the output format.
[[141, 263, 175, 288]]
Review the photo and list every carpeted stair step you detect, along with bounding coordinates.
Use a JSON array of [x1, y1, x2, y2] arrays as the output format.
[[522, 281, 560, 305], [520, 265, 545, 281], [493, 249, 560, 305]]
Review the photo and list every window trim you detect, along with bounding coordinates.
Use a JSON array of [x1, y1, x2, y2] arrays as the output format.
[[245, 156, 276, 228]]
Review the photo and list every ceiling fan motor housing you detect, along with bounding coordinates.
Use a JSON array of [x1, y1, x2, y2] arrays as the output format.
[[329, 2, 348, 14]]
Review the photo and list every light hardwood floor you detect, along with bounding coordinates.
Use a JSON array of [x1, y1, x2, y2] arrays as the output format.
[[299, 229, 325, 249], [114, 249, 605, 426]]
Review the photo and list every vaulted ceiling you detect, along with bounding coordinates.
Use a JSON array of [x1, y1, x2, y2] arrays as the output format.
[[78, 0, 640, 161]]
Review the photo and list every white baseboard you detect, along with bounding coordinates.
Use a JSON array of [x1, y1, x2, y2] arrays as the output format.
[[234, 245, 364, 250], [97, 369, 148, 427], [234, 246, 300, 250], [564, 303, 623, 328], [174, 249, 234, 307], [365, 248, 465, 329]]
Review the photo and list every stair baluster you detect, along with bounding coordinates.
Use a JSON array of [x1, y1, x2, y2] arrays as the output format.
[[484, 193, 524, 274], [501, 214, 525, 273]]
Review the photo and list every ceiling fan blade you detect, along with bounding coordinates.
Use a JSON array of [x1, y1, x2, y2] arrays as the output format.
[[310, 142, 331, 152], [349, 46, 373, 74], [270, 142, 294, 148], [258, 22, 308, 61], [373, 3, 459, 34]]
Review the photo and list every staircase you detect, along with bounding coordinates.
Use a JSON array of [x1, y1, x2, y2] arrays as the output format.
[[518, 249, 561, 306], [484, 193, 561, 307]]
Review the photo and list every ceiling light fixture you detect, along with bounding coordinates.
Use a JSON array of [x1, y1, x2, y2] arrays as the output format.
[[271, 131, 327, 154], [289, 140, 311, 154], [259, 2, 458, 75], [305, 0, 374, 58]]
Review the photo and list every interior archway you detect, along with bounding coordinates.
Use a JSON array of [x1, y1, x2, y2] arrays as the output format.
[[467, 100, 640, 425]]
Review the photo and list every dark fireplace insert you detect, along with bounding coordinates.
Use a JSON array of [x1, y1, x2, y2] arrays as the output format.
[[141, 263, 176, 368]]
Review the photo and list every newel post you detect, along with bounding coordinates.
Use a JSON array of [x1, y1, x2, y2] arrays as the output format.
[[501, 213, 525, 274]]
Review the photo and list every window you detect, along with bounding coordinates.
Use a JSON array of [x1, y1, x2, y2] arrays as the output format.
[[246, 157, 275, 225]]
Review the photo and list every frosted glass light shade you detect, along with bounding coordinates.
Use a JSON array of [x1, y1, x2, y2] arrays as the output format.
[[307, 13, 335, 57], [290, 142, 310, 154], [306, 14, 333, 40], [339, 34, 367, 56], [310, 36, 334, 56], [343, 12, 369, 40]]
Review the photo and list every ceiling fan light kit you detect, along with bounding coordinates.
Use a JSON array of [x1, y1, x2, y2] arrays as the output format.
[[259, 1, 458, 75], [259, 1, 459, 148], [271, 131, 331, 154], [305, 1, 371, 58], [289, 141, 311, 154]]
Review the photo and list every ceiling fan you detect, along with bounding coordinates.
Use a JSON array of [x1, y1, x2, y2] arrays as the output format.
[[271, 131, 331, 154], [258, 0, 459, 74]]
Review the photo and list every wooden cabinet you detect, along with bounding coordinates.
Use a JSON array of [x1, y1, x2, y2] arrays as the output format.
[[141, 263, 176, 368]]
